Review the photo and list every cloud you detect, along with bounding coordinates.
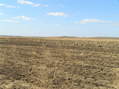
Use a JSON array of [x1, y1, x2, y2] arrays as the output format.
[[17, 0, 48, 7], [0, 12, 4, 15], [48, 12, 66, 16], [0, 3, 18, 8], [17, 0, 33, 5], [13, 16, 32, 21], [79, 19, 112, 24], [112, 22, 119, 26], [0, 16, 32, 23], [0, 19, 19, 23]]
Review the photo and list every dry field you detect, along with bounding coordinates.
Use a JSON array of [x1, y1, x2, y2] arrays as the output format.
[[0, 37, 119, 89]]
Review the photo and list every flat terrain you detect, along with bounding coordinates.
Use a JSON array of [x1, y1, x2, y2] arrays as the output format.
[[0, 37, 119, 89]]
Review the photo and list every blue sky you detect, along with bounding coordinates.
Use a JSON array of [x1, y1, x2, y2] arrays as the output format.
[[0, 0, 119, 37]]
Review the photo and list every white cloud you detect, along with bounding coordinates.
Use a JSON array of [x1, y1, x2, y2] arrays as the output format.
[[112, 22, 119, 26], [48, 12, 66, 16], [79, 19, 112, 24], [17, 0, 48, 7], [0, 3, 18, 8], [0, 19, 19, 23], [13, 16, 32, 21], [0, 12, 4, 15], [0, 16, 32, 23], [17, 0, 33, 5]]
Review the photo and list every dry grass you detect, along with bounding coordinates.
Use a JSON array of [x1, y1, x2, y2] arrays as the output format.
[[0, 37, 119, 89]]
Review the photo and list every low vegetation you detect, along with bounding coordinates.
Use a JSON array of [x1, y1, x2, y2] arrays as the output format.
[[0, 37, 119, 89]]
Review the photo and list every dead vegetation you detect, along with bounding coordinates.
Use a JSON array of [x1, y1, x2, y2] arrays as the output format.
[[0, 37, 119, 89]]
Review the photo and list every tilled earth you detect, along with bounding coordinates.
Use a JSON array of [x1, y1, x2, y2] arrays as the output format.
[[0, 37, 119, 89]]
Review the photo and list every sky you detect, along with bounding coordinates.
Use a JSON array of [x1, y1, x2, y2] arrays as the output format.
[[0, 0, 119, 37]]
